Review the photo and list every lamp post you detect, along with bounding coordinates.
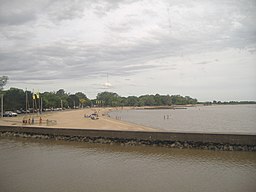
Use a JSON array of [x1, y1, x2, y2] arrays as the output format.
[[61, 99, 63, 109], [0, 76, 8, 118], [1, 94, 3, 118]]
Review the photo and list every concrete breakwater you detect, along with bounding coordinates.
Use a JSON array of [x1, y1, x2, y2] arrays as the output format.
[[0, 126, 256, 151]]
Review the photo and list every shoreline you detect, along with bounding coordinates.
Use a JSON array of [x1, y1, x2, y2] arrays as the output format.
[[0, 107, 158, 132], [1, 106, 256, 151], [0, 125, 255, 151]]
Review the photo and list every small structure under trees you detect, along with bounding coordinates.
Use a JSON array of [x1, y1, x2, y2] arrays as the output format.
[[0, 76, 8, 117]]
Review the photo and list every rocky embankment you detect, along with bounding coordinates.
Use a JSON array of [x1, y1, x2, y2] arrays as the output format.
[[1, 132, 255, 152]]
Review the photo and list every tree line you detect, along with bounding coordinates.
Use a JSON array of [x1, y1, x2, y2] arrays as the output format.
[[96, 92, 197, 107], [199, 100, 256, 105], [1, 88, 198, 111], [2, 88, 91, 111]]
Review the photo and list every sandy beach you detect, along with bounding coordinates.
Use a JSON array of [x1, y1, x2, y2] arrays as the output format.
[[0, 108, 157, 131]]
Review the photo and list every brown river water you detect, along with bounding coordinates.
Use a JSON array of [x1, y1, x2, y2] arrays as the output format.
[[109, 105, 256, 134], [0, 137, 256, 192]]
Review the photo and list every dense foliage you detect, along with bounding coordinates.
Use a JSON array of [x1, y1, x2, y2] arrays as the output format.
[[2, 88, 90, 111], [1, 88, 199, 111], [96, 92, 197, 107], [3, 88, 254, 111]]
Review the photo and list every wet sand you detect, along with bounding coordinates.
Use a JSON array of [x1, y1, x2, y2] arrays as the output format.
[[0, 108, 157, 131]]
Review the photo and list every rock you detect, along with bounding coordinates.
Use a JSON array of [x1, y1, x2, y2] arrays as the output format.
[[208, 145, 216, 150], [228, 146, 234, 151], [223, 145, 229, 151], [170, 143, 176, 148], [242, 146, 248, 151], [184, 143, 189, 148], [175, 141, 182, 147]]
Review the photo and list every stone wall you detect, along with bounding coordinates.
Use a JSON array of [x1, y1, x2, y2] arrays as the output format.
[[0, 125, 256, 151]]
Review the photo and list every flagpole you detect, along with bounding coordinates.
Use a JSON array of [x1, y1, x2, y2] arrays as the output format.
[[37, 94, 40, 115], [1, 94, 3, 118], [34, 96, 37, 115], [32, 89, 35, 114], [0, 76, 8, 118], [25, 88, 28, 115], [32, 99, 34, 114], [41, 97, 43, 114], [36, 91, 40, 115]]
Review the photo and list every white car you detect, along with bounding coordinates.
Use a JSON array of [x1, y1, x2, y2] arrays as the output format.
[[3, 111, 18, 117]]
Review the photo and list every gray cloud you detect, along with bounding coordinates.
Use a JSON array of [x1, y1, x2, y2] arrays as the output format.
[[0, 11, 36, 26], [0, 0, 255, 100], [0, 0, 38, 26]]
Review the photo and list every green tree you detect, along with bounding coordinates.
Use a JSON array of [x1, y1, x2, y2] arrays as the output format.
[[162, 95, 172, 105], [42, 92, 60, 109], [56, 89, 65, 96], [75, 92, 87, 99], [139, 95, 156, 106], [75, 92, 90, 108], [97, 92, 120, 107], [68, 94, 79, 108], [126, 96, 139, 106], [4, 88, 25, 110]]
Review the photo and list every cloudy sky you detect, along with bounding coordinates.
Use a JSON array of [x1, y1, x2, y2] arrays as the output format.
[[0, 0, 255, 101]]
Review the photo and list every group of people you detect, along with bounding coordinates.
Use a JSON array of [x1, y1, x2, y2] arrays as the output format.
[[22, 116, 43, 125], [164, 114, 171, 119]]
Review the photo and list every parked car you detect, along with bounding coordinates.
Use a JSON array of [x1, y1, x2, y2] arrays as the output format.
[[3, 111, 18, 117], [16, 110, 22, 114]]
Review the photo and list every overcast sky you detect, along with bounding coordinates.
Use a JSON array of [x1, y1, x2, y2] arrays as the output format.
[[0, 0, 255, 101]]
